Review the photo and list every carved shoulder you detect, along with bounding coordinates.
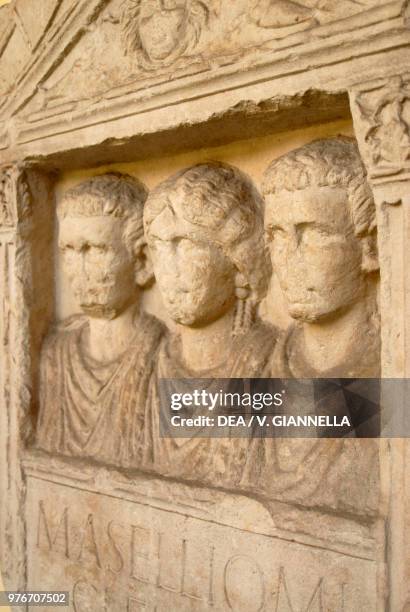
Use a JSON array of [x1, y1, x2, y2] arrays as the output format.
[[138, 311, 167, 342], [40, 315, 86, 356], [54, 314, 88, 333], [254, 317, 281, 348]]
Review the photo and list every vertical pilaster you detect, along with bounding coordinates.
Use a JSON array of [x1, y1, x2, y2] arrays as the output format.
[[350, 73, 410, 612], [0, 165, 53, 592]]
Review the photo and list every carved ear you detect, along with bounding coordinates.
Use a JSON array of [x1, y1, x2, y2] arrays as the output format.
[[361, 233, 379, 274], [135, 245, 154, 288]]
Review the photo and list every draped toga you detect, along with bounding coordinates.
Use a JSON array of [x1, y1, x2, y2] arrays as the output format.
[[140, 317, 278, 486], [36, 310, 164, 466], [140, 320, 380, 518], [250, 322, 381, 517]]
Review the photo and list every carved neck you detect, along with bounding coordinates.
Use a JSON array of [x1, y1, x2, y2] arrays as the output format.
[[298, 281, 379, 375], [178, 308, 236, 373], [83, 303, 138, 363]]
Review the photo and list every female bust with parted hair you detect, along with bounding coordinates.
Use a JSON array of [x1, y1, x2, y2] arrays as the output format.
[[140, 161, 279, 483]]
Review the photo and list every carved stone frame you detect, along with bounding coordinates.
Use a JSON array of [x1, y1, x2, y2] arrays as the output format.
[[1, 1, 410, 609]]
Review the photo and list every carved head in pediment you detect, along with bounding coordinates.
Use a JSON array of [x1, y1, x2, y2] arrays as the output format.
[[262, 137, 378, 323], [144, 162, 271, 332], [121, 0, 209, 70], [57, 172, 151, 319]]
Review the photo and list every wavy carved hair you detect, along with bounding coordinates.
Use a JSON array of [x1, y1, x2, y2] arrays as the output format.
[[144, 162, 272, 334], [121, 0, 208, 69], [58, 172, 149, 268], [262, 137, 376, 237]]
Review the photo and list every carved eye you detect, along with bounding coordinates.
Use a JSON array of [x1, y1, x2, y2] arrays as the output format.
[[59, 243, 74, 252], [149, 237, 164, 251], [140, 15, 153, 25], [170, 236, 188, 249], [172, 236, 184, 245], [266, 226, 284, 242], [300, 226, 335, 242], [265, 227, 274, 242]]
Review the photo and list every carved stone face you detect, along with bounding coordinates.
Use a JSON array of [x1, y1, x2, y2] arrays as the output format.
[[147, 196, 236, 326], [58, 214, 136, 319], [265, 186, 364, 322], [138, 0, 185, 61]]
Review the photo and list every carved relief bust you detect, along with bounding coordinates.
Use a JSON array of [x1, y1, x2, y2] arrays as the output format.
[[121, 0, 209, 70], [263, 136, 380, 377], [141, 161, 278, 482], [36, 172, 164, 463], [252, 137, 380, 517]]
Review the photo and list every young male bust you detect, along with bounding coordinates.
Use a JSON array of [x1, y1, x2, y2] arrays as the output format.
[[141, 161, 278, 484], [36, 173, 164, 464], [263, 137, 380, 378], [252, 138, 380, 517]]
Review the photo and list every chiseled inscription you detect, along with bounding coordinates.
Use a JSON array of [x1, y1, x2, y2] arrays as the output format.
[[31, 496, 371, 611]]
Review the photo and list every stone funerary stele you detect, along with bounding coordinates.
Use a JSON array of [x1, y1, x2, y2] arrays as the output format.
[[0, 0, 409, 610]]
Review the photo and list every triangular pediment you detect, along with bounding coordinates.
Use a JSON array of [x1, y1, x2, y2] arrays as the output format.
[[14, 0, 63, 51], [0, 0, 110, 118], [0, 0, 395, 148]]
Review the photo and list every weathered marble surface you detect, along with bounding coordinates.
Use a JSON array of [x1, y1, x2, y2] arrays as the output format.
[[263, 137, 380, 378], [25, 451, 380, 612], [1, 0, 410, 610], [36, 173, 165, 464], [22, 147, 382, 611]]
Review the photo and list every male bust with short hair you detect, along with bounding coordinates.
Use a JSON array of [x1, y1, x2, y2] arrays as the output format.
[[36, 172, 164, 465], [256, 138, 380, 516], [262, 136, 380, 378]]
